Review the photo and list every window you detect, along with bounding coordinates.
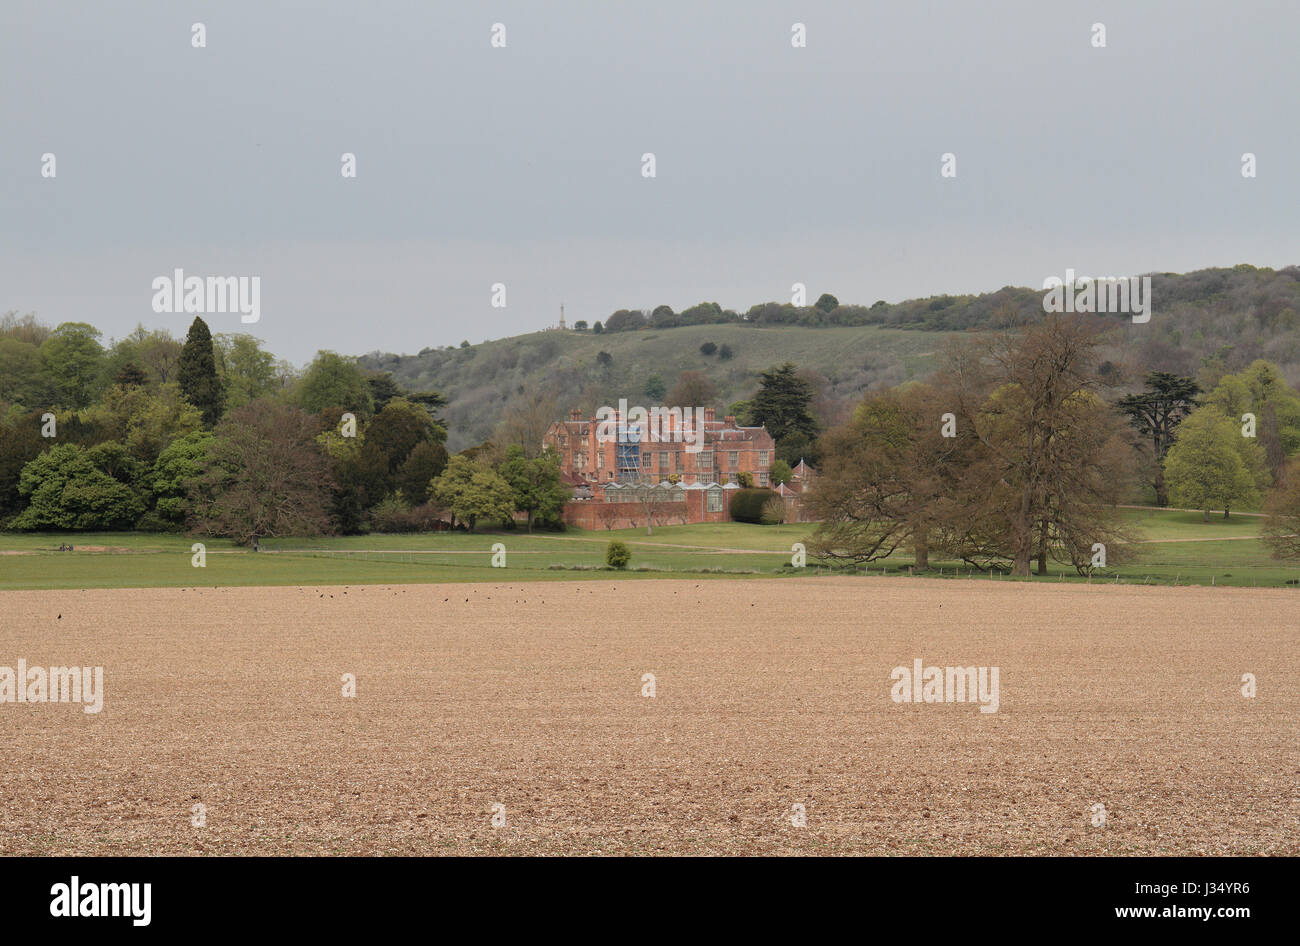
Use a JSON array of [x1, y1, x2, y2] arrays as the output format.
[[706, 490, 723, 513], [758, 472, 769, 486], [696, 451, 714, 468], [728, 451, 739, 468], [659, 451, 669, 468], [758, 451, 769, 466]]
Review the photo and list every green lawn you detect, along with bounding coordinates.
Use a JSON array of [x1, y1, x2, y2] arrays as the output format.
[[1, 510, 1295, 591]]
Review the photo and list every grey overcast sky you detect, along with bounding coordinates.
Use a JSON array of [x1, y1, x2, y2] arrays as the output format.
[[2, 0, 1297, 364]]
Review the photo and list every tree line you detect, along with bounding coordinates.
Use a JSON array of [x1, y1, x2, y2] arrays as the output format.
[[0, 314, 569, 542], [805, 315, 1300, 575]]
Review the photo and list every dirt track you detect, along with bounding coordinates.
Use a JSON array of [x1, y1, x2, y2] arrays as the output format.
[[1, 578, 1296, 855]]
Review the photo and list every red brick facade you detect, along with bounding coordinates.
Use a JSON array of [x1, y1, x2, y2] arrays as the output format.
[[544, 408, 777, 487], [544, 406, 775, 528]]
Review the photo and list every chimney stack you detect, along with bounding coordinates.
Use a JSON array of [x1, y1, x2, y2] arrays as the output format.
[[569, 408, 582, 422], [704, 408, 716, 423]]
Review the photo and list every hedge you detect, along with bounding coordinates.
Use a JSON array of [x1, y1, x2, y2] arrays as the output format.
[[729, 487, 779, 523]]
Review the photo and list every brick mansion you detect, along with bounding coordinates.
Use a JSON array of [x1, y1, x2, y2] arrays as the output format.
[[543, 407, 807, 529]]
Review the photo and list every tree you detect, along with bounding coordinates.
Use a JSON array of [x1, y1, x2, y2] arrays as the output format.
[[0, 410, 47, 519], [365, 397, 439, 477], [605, 540, 630, 569], [214, 333, 282, 410], [699, 341, 718, 356], [643, 374, 667, 401], [750, 362, 818, 459], [113, 362, 148, 387], [134, 328, 184, 384], [494, 384, 559, 458], [573, 320, 588, 331], [769, 458, 793, 485], [366, 373, 404, 413], [943, 316, 1136, 576], [807, 385, 959, 567], [150, 430, 213, 527], [497, 446, 569, 531], [605, 309, 647, 332], [0, 337, 49, 407], [718, 344, 734, 361], [596, 351, 613, 368], [430, 455, 514, 532], [177, 317, 226, 426], [10, 443, 146, 530], [1262, 459, 1300, 559], [39, 323, 106, 409], [1204, 360, 1300, 477], [1164, 408, 1263, 520], [592, 321, 603, 334], [191, 401, 334, 545], [296, 351, 375, 419], [1116, 372, 1201, 506], [77, 381, 204, 465], [666, 370, 718, 409], [394, 440, 448, 504], [814, 293, 840, 313]]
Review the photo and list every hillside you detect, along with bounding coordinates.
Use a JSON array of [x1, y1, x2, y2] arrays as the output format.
[[360, 264, 1300, 451], [362, 324, 950, 450]]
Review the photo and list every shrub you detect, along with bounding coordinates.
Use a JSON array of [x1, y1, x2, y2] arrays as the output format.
[[729, 487, 779, 523], [760, 496, 786, 525], [370, 497, 447, 533], [605, 540, 631, 569]]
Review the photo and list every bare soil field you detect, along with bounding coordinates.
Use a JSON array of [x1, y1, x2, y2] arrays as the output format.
[[1, 578, 1296, 856]]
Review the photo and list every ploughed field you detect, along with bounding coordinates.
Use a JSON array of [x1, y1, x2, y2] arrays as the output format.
[[0, 578, 1295, 855]]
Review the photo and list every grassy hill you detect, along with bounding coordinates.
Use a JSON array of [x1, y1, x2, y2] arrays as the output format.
[[363, 323, 953, 450], [360, 264, 1300, 451]]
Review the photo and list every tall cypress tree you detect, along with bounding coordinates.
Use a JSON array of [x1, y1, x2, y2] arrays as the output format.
[[178, 316, 225, 427]]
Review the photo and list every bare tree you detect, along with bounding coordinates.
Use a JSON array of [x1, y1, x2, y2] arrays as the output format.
[[190, 400, 334, 545], [944, 316, 1136, 576]]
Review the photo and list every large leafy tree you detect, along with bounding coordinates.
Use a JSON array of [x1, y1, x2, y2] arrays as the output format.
[[191, 400, 334, 545], [1116, 371, 1201, 506], [394, 440, 448, 504], [750, 362, 819, 464], [1204, 360, 1300, 478], [150, 430, 213, 527], [10, 442, 146, 530], [1164, 408, 1264, 520], [1262, 459, 1300, 560], [366, 397, 441, 475], [497, 446, 568, 531], [430, 455, 514, 532], [214, 333, 283, 410], [39, 322, 106, 409], [0, 337, 49, 408], [296, 351, 375, 419], [177, 317, 226, 426]]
